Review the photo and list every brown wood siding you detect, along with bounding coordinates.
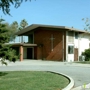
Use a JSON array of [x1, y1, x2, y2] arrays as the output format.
[[74, 48, 78, 61], [34, 28, 64, 61]]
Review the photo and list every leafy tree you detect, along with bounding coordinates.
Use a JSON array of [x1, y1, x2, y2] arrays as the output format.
[[0, 18, 18, 65], [0, 0, 35, 15]]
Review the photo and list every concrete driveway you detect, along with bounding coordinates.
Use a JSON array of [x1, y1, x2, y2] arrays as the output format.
[[0, 60, 90, 87]]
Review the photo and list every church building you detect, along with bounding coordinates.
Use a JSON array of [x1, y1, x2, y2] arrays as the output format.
[[12, 24, 90, 62]]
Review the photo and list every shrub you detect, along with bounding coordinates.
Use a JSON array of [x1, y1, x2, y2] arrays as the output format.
[[82, 48, 90, 61]]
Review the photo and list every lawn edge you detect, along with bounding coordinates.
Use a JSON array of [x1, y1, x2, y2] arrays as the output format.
[[48, 71, 74, 90]]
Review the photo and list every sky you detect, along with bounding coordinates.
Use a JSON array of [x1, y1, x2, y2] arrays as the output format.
[[0, 0, 90, 30]]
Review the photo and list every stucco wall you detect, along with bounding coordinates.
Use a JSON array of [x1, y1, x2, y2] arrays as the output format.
[[79, 34, 90, 56], [67, 32, 79, 62], [66, 32, 90, 62]]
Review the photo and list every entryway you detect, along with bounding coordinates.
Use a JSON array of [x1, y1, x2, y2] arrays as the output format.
[[27, 48, 33, 59]]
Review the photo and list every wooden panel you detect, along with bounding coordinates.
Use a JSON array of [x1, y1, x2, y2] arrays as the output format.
[[74, 48, 78, 61]]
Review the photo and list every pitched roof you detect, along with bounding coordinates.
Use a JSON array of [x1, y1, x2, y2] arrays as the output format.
[[15, 24, 89, 35]]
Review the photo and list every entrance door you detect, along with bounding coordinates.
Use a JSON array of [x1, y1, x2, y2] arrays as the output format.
[[27, 48, 33, 59], [74, 48, 78, 61]]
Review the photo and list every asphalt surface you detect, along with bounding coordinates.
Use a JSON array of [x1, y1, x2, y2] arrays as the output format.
[[0, 60, 90, 87]]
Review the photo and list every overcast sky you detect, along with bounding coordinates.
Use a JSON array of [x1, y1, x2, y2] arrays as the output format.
[[0, 0, 90, 30]]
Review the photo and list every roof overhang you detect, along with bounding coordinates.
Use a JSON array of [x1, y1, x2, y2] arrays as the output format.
[[15, 24, 90, 35], [6, 43, 37, 47]]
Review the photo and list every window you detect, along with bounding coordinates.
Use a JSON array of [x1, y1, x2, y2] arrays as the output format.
[[75, 32, 78, 39], [68, 45, 74, 54], [68, 31, 74, 43], [28, 34, 33, 43]]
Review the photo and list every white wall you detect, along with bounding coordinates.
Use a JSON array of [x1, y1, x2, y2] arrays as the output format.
[[79, 34, 90, 56], [68, 44, 74, 62], [66, 31, 90, 62], [66, 31, 75, 62], [74, 37, 79, 48]]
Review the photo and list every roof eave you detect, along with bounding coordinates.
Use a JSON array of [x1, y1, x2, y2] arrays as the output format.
[[15, 24, 88, 35]]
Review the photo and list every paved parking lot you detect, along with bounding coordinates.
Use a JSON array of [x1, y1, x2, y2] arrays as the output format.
[[0, 60, 90, 87]]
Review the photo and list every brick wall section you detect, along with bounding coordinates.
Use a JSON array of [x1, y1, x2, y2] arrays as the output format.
[[34, 28, 66, 61], [34, 47, 37, 59]]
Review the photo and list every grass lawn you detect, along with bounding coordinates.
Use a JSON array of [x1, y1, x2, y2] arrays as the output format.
[[75, 61, 90, 64], [0, 71, 69, 90]]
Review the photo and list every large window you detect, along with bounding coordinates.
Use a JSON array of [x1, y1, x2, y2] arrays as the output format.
[[68, 45, 74, 54]]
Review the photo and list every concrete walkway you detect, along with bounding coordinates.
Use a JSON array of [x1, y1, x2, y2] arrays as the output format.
[[0, 60, 90, 89]]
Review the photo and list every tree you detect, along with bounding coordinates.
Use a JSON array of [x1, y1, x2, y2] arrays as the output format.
[[82, 48, 90, 61], [10, 21, 19, 42], [82, 18, 90, 31], [19, 19, 28, 42], [11, 21, 19, 31], [0, 0, 35, 15], [20, 19, 28, 29], [0, 18, 18, 65], [10, 19, 28, 43]]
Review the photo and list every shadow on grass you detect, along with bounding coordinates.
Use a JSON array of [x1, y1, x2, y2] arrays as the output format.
[[0, 72, 8, 76]]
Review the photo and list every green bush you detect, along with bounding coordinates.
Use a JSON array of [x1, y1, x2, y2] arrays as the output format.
[[82, 48, 90, 61]]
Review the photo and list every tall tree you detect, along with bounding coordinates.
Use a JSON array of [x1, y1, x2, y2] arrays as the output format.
[[0, 18, 18, 65], [0, 0, 35, 15], [20, 19, 28, 42]]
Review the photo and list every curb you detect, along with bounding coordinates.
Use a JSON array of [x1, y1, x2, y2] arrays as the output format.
[[49, 71, 74, 90]]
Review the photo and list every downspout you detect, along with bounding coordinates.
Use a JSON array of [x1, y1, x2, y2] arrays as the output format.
[[63, 31, 64, 62]]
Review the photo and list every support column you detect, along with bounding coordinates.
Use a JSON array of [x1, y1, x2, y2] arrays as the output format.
[[63, 32, 64, 62], [20, 45, 23, 61]]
